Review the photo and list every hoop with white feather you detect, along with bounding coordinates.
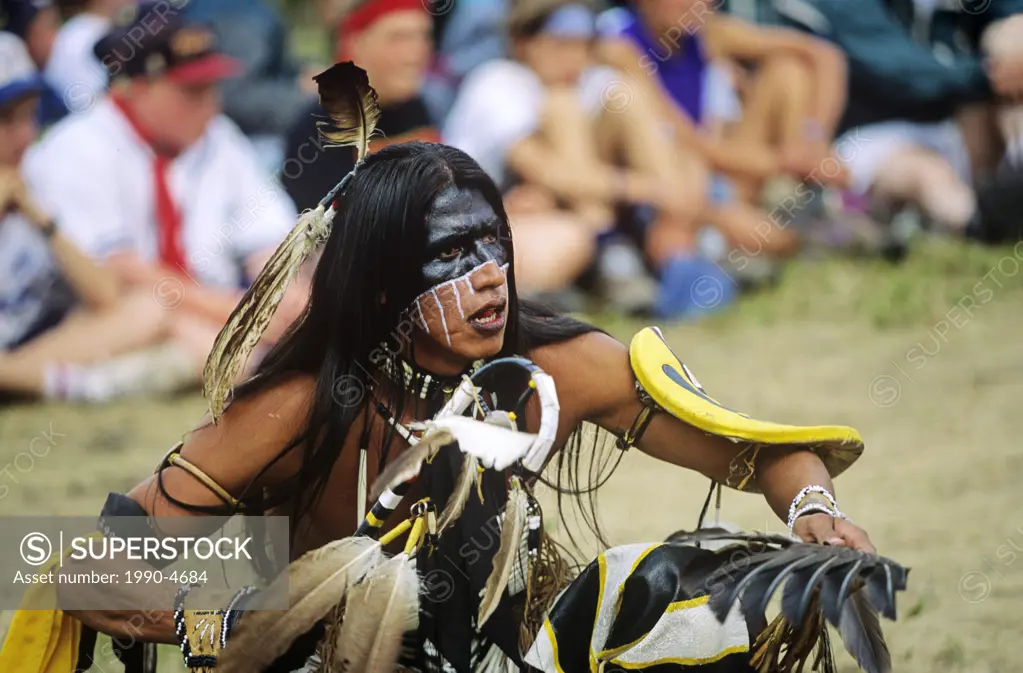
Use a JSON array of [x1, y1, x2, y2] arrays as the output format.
[[353, 356, 560, 539]]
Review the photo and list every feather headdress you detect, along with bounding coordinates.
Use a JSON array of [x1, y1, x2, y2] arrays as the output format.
[[202, 62, 382, 421]]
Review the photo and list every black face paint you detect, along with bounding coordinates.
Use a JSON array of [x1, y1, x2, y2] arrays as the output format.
[[408, 186, 510, 348], [421, 186, 507, 288]]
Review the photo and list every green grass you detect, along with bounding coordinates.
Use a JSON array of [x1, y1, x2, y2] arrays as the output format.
[[583, 236, 1023, 333]]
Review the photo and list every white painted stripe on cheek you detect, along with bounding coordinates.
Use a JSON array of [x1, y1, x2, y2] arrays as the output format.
[[415, 298, 430, 334], [431, 288, 452, 346], [454, 283, 465, 320]]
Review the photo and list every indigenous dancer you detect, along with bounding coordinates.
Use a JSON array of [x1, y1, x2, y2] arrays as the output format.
[[8, 64, 905, 673]]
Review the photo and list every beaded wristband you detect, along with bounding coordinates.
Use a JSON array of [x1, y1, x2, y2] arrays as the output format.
[[787, 485, 838, 524], [788, 503, 834, 531], [786, 485, 848, 533], [220, 586, 258, 650], [172, 583, 202, 667]]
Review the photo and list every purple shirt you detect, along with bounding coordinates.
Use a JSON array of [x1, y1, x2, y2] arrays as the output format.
[[611, 10, 710, 124]]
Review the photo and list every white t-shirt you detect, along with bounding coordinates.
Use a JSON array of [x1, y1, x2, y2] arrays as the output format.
[[0, 212, 76, 349], [25, 98, 297, 290], [44, 14, 110, 108], [442, 59, 619, 187]]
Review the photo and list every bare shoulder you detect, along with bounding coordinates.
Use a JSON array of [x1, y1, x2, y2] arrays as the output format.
[[528, 330, 638, 426], [128, 373, 317, 515], [174, 375, 315, 487]]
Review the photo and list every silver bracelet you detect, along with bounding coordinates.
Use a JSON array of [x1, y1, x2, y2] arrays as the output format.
[[786, 486, 848, 533], [787, 503, 836, 532], [787, 485, 838, 524]]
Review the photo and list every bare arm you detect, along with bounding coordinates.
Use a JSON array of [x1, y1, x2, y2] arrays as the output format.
[[505, 134, 660, 205], [707, 16, 848, 137], [534, 331, 874, 550], [106, 253, 243, 325], [594, 38, 779, 178], [63, 376, 313, 643], [3, 169, 120, 310], [45, 231, 121, 311]]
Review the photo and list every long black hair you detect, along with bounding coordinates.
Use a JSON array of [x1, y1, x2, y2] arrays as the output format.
[[162, 142, 607, 546]]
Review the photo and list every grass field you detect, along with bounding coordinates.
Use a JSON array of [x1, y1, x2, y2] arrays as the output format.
[[2, 236, 1022, 672]]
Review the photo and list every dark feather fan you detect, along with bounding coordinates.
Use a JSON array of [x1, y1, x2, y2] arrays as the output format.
[[313, 62, 382, 158], [666, 530, 909, 673]]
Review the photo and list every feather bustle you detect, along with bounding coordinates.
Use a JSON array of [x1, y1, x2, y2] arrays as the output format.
[[478, 483, 528, 627], [666, 529, 906, 673], [220, 537, 382, 673], [837, 589, 890, 673]]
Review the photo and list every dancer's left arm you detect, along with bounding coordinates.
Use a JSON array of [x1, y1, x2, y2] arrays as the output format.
[[534, 331, 874, 552]]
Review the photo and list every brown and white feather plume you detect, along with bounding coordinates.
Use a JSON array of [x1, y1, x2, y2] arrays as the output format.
[[202, 61, 381, 421], [437, 452, 479, 535], [220, 536, 383, 673], [368, 427, 455, 503], [314, 62, 382, 159], [331, 554, 419, 673], [478, 479, 528, 627]]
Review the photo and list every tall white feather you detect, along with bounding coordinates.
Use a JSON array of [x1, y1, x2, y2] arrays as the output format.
[[220, 536, 383, 673], [478, 483, 528, 627], [330, 554, 420, 673]]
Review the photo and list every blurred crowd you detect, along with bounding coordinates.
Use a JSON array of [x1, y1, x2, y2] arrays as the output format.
[[3, 0, 1023, 404]]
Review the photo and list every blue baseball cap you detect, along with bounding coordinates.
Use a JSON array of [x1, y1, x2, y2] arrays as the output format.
[[540, 3, 597, 39], [0, 0, 53, 39], [0, 32, 43, 108]]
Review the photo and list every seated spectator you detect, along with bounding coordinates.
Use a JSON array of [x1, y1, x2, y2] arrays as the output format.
[[288, 0, 591, 300], [0, 33, 171, 402], [183, 0, 316, 171], [282, 0, 440, 214], [45, 0, 133, 106], [777, 0, 1023, 237], [1, 0, 68, 125], [597, 0, 850, 203], [23, 4, 307, 397], [444, 0, 797, 318], [421, 0, 509, 124]]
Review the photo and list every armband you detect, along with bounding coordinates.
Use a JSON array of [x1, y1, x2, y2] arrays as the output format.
[[627, 327, 864, 492]]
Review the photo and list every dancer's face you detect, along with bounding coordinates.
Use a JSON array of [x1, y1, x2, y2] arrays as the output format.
[[409, 186, 509, 371]]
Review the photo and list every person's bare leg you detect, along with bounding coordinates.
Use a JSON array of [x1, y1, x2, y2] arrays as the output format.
[[872, 147, 977, 231], [595, 82, 712, 268], [733, 54, 810, 148], [596, 83, 708, 226], [0, 290, 168, 395], [958, 103, 1005, 182], [537, 88, 615, 229], [704, 201, 800, 257], [728, 54, 850, 193], [510, 213, 598, 294]]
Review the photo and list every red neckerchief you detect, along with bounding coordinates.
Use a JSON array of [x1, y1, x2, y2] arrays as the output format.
[[111, 94, 189, 275]]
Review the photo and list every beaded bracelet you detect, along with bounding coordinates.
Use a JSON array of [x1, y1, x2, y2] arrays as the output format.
[[786, 485, 848, 533], [220, 586, 258, 650], [172, 583, 204, 668], [787, 485, 837, 523]]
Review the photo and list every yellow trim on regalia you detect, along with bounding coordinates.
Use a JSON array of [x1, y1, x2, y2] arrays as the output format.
[[628, 327, 864, 487]]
